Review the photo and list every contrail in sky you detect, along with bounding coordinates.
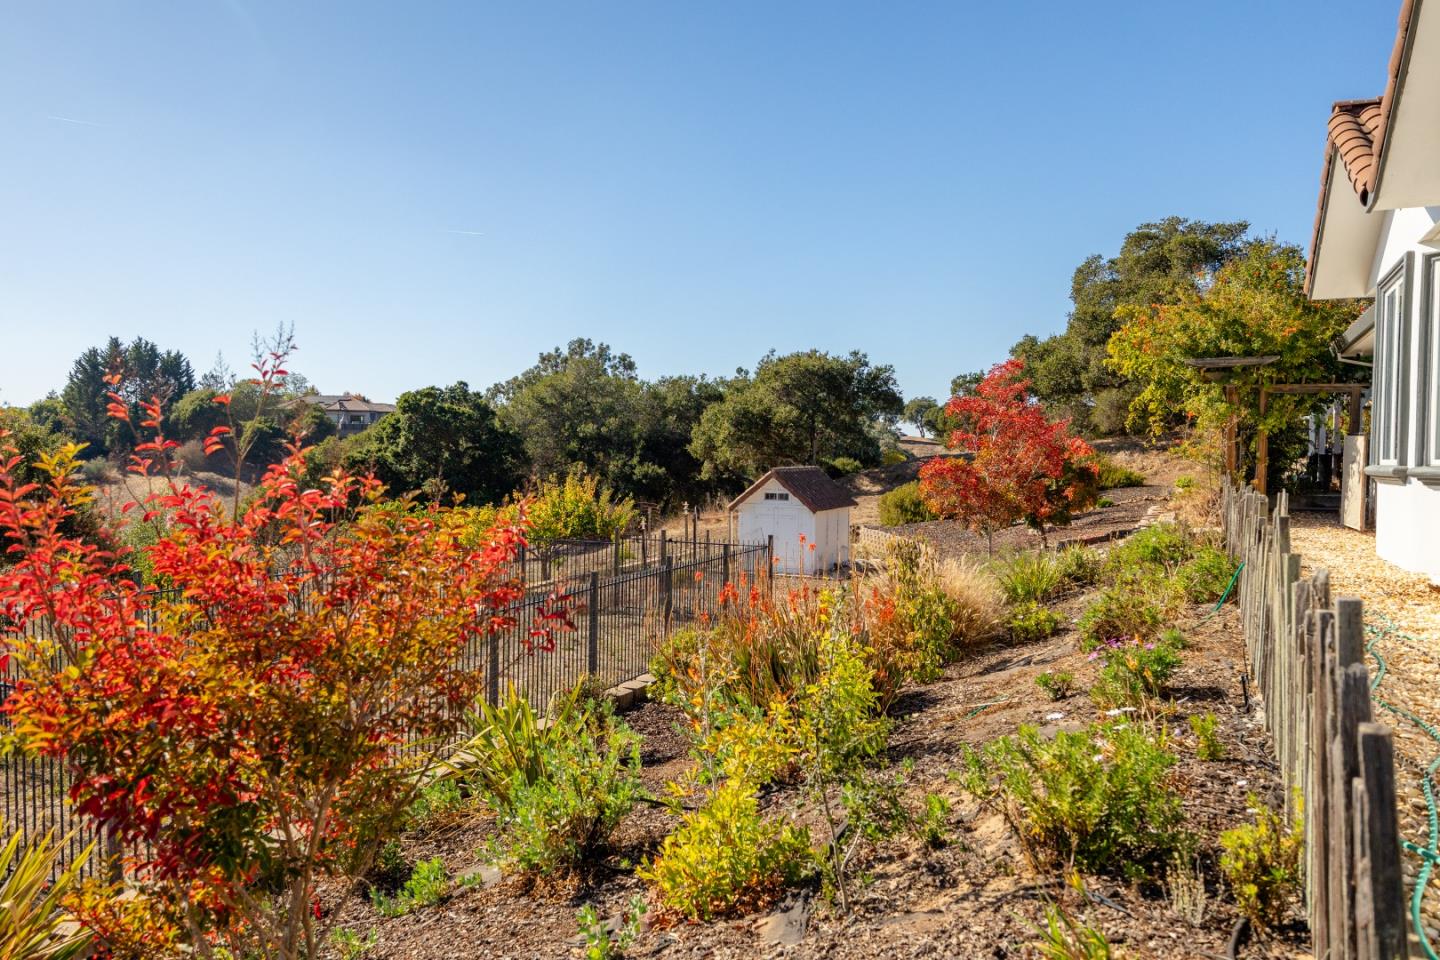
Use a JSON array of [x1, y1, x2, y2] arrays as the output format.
[[444, 229, 485, 236], [47, 115, 104, 126]]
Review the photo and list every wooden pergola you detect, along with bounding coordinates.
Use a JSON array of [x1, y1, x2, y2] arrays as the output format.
[[1183, 356, 1369, 495]]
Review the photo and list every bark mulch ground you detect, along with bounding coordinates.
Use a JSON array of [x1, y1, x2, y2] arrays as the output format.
[[1288, 512, 1440, 945], [321, 591, 1310, 959], [884, 481, 1169, 561]]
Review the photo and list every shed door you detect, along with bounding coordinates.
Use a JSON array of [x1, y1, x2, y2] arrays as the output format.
[[766, 506, 806, 574]]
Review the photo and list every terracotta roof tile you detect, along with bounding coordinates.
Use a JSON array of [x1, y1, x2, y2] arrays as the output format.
[[1306, 0, 1421, 294], [1328, 98, 1385, 203]]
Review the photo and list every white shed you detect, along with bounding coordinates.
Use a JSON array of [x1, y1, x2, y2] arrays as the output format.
[[728, 466, 857, 575]]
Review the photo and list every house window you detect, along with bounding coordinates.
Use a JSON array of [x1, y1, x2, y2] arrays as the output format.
[[763, 492, 790, 501], [1374, 261, 1408, 466], [349, 414, 366, 425]]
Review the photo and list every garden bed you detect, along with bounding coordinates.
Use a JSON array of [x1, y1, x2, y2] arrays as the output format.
[[321, 581, 1309, 959]]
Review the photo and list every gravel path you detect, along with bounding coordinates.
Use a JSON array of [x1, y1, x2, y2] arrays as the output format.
[[1288, 512, 1440, 945]]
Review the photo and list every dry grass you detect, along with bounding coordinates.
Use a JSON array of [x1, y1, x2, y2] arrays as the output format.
[[936, 556, 1004, 642], [1171, 469, 1222, 530], [858, 540, 1004, 646]]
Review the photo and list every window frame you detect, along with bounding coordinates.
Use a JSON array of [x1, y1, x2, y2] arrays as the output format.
[[1370, 256, 1412, 474], [1418, 252, 1440, 475]]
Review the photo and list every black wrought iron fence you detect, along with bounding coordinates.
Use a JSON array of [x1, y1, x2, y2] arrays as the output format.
[[1, 537, 771, 879]]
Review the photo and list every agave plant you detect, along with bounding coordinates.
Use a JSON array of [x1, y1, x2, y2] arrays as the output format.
[[0, 825, 93, 960]]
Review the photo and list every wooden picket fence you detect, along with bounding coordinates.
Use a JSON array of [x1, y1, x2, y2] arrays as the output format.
[[1223, 483, 1408, 959]]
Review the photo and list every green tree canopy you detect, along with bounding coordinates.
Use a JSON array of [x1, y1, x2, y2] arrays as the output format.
[[490, 339, 645, 487], [490, 339, 727, 506], [1107, 239, 1366, 484], [690, 349, 903, 481], [1012, 217, 1251, 434], [903, 396, 939, 437], [61, 337, 196, 457], [347, 382, 525, 504]]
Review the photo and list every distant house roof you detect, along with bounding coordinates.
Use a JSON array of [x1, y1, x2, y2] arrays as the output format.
[[298, 394, 397, 415], [728, 466, 859, 513]]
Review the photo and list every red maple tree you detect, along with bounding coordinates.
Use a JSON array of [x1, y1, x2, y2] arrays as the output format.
[[0, 354, 564, 958], [918, 359, 1098, 551]]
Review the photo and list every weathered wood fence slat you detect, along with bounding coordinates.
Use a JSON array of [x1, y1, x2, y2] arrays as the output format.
[[1222, 483, 1408, 959]]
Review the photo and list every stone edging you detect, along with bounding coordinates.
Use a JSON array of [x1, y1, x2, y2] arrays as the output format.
[[601, 672, 657, 712]]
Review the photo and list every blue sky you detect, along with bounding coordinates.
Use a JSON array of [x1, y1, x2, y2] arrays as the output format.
[[0, 1, 1399, 406]]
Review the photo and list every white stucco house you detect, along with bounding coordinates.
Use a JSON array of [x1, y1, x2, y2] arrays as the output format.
[[729, 466, 856, 575], [1310, 0, 1440, 581]]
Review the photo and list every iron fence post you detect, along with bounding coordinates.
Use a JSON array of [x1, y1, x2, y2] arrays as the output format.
[[767, 534, 775, 598], [486, 629, 500, 706], [662, 556, 674, 627], [587, 572, 600, 676]]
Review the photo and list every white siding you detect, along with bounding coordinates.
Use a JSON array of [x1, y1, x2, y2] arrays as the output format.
[[732, 478, 851, 575], [1365, 205, 1440, 582], [1375, 480, 1440, 581]]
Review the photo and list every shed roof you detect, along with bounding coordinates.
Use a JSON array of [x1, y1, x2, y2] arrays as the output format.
[[728, 466, 858, 513]]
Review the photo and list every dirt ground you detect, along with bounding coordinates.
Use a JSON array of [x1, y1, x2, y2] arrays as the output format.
[[312, 443, 1310, 959], [322, 584, 1308, 959], [1286, 512, 1440, 944]]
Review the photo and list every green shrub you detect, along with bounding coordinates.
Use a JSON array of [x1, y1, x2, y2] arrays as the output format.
[[1033, 902, 1116, 959], [330, 927, 377, 959], [1095, 496, 1114, 508], [577, 895, 646, 960], [529, 471, 635, 541], [862, 540, 977, 703], [1089, 454, 1146, 490], [79, 457, 116, 485], [823, 456, 864, 477], [452, 685, 572, 809], [367, 838, 409, 892], [1219, 798, 1303, 928], [961, 721, 1184, 877], [1008, 601, 1061, 643], [1035, 670, 1075, 701], [463, 691, 644, 874], [867, 543, 970, 686], [877, 481, 937, 526], [797, 627, 890, 776], [881, 448, 909, 466], [697, 704, 801, 790], [915, 792, 952, 849], [1054, 545, 1102, 587], [0, 821, 93, 960], [1174, 475, 1195, 491], [372, 857, 450, 917], [993, 551, 1065, 604], [408, 778, 465, 826], [1106, 523, 1192, 574], [1177, 546, 1236, 603], [639, 781, 811, 921], [1189, 712, 1225, 761], [1091, 639, 1182, 707], [1077, 587, 1164, 650]]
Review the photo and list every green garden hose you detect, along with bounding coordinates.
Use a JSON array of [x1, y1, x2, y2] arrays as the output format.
[[965, 699, 1009, 720], [1366, 615, 1440, 960], [1213, 561, 1244, 613]]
